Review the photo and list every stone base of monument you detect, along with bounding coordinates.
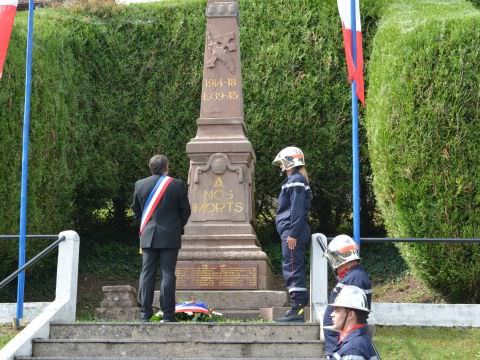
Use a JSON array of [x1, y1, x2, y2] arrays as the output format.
[[95, 285, 140, 321], [259, 306, 311, 322], [153, 290, 289, 320], [95, 286, 295, 321], [177, 234, 276, 290]]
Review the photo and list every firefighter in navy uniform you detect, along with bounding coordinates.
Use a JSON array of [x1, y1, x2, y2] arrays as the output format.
[[272, 146, 312, 322], [322, 235, 373, 358], [329, 285, 380, 360]]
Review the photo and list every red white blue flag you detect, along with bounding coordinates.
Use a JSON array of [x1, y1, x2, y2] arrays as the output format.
[[0, 0, 17, 78], [337, 0, 365, 105], [139, 175, 173, 235], [175, 302, 210, 315]]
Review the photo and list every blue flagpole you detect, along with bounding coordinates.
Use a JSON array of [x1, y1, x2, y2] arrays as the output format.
[[15, 0, 35, 328], [350, 0, 361, 245]]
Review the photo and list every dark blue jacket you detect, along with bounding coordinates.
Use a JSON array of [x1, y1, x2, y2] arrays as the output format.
[[329, 264, 372, 308], [324, 264, 372, 356], [332, 326, 379, 360], [132, 175, 191, 248], [275, 170, 312, 239]]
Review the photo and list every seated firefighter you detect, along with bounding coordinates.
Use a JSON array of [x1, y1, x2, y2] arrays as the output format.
[[321, 234, 373, 358], [328, 285, 380, 360]]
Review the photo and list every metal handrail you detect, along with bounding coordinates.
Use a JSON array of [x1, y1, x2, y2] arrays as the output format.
[[323, 237, 480, 243], [310, 234, 480, 324], [360, 237, 480, 243], [0, 235, 58, 240], [0, 235, 66, 290]]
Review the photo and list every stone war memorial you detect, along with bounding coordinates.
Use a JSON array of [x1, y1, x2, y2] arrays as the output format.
[[97, 0, 289, 321], [179, 0, 274, 291], [174, 0, 290, 318]]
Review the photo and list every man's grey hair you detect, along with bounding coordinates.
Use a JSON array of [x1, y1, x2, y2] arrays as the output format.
[[149, 155, 169, 175]]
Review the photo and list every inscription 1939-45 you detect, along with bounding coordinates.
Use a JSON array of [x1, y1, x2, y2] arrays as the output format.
[[203, 77, 239, 102]]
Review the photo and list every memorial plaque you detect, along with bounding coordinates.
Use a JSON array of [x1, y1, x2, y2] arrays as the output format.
[[180, 0, 274, 290], [176, 262, 258, 290]]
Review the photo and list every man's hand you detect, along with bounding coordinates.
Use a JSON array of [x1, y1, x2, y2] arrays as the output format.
[[287, 236, 297, 250]]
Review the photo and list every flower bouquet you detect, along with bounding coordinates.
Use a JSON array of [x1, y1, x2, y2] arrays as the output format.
[[151, 301, 223, 322]]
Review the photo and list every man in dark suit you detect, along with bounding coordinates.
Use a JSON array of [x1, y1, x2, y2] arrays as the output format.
[[132, 154, 191, 322]]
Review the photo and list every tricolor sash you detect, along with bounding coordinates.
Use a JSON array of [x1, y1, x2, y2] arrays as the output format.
[[139, 175, 173, 235]]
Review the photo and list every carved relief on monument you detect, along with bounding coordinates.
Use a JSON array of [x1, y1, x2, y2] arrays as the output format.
[[189, 153, 251, 222], [206, 30, 236, 73]]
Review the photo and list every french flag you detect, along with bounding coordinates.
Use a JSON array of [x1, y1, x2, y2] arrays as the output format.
[[0, 0, 17, 78], [175, 302, 210, 315], [337, 0, 365, 105]]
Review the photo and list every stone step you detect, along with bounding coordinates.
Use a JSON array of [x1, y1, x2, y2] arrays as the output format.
[[259, 307, 311, 322], [214, 309, 260, 320], [154, 290, 289, 310], [32, 339, 324, 358], [49, 323, 320, 341], [96, 287, 290, 322], [19, 357, 326, 360]]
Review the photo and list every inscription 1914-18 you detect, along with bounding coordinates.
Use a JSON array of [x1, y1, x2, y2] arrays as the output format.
[[203, 77, 239, 102], [176, 262, 258, 289]]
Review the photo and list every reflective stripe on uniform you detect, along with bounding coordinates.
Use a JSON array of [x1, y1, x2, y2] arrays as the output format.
[[281, 182, 310, 190], [288, 287, 308, 293]]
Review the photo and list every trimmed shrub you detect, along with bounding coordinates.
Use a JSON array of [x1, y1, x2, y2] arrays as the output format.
[[0, 0, 388, 293], [240, 0, 386, 238], [0, 1, 207, 291], [0, 12, 83, 290], [366, 0, 480, 302]]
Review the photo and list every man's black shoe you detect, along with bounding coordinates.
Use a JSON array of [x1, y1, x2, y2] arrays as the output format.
[[139, 312, 152, 323], [275, 306, 305, 323]]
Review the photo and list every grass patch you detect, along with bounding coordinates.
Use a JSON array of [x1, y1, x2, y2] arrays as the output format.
[[374, 274, 444, 303], [375, 326, 480, 359], [0, 325, 18, 350]]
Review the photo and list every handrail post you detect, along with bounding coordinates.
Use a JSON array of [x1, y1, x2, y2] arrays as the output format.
[[54, 230, 80, 321], [0, 230, 80, 359], [310, 233, 329, 323]]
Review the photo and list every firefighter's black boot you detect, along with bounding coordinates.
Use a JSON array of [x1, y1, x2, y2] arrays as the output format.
[[275, 305, 305, 322]]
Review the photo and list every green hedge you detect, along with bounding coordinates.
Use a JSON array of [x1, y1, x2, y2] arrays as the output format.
[[0, 1, 207, 292], [366, 0, 480, 302], [0, 11, 84, 294], [0, 0, 388, 291]]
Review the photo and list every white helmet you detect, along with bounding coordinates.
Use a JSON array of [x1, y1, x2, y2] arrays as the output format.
[[326, 234, 361, 269], [330, 285, 370, 313], [272, 146, 305, 171]]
